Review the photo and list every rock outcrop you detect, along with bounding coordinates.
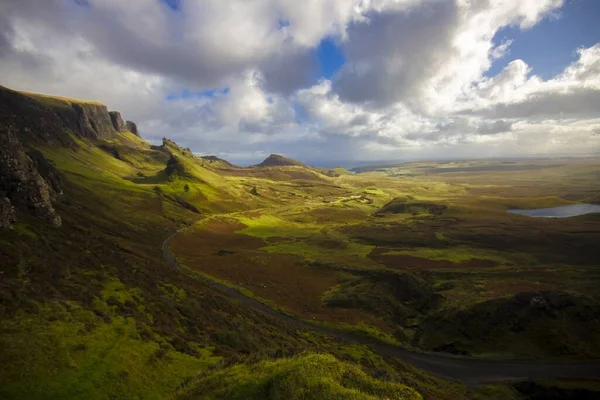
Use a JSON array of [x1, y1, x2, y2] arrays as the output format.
[[0, 196, 16, 228], [0, 127, 62, 227], [126, 120, 139, 136], [109, 111, 128, 132], [70, 103, 117, 140]]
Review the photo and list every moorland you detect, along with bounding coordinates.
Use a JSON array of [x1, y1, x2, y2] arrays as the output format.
[[1, 85, 599, 399]]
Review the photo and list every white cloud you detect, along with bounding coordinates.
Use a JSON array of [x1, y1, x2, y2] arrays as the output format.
[[0, 0, 598, 164]]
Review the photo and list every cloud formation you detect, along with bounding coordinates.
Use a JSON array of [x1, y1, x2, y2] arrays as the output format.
[[0, 0, 598, 165]]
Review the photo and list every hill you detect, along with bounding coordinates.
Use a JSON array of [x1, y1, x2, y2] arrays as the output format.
[[201, 155, 237, 169], [256, 153, 305, 167]]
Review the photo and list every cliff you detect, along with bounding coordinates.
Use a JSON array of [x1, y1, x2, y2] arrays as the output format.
[[0, 86, 132, 143], [0, 85, 141, 228], [126, 120, 139, 136], [109, 111, 128, 133]]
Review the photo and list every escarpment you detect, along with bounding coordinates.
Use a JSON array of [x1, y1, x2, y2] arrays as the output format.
[[0, 85, 141, 227], [0, 86, 139, 143]]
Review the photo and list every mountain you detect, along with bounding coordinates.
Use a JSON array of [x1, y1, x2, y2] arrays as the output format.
[[256, 153, 305, 167]]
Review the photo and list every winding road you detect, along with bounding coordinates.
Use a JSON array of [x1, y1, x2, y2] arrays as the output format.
[[162, 223, 600, 386]]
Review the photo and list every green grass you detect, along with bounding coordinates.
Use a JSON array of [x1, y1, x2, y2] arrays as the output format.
[[11, 223, 38, 239], [261, 235, 375, 261], [381, 247, 508, 264], [0, 302, 220, 400], [176, 353, 422, 400], [363, 188, 385, 196], [235, 214, 319, 239], [20, 90, 105, 108]]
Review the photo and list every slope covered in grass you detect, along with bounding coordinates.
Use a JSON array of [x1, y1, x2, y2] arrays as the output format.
[[177, 353, 422, 400]]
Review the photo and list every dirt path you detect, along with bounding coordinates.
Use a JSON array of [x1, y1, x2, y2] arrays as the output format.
[[162, 221, 600, 386]]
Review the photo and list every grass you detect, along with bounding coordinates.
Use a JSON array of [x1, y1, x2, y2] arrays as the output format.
[[363, 188, 386, 196], [0, 302, 220, 400], [11, 223, 38, 239], [261, 235, 375, 261], [235, 214, 320, 239], [176, 353, 422, 400], [19, 90, 105, 108], [381, 247, 508, 264]]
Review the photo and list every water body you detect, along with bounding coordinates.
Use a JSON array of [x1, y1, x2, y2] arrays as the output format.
[[508, 204, 600, 218]]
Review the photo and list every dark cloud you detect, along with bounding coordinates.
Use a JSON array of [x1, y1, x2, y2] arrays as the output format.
[[471, 88, 600, 120], [333, 1, 459, 105], [0, 0, 315, 94], [260, 45, 319, 95], [477, 120, 513, 135]]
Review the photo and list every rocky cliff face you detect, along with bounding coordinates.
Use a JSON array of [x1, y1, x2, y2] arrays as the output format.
[[0, 127, 62, 227], [0, 196, 16, 228], [109, 111, 128, 132], [71, 103, 118, 140], [126, 120, 139, 136], [0, 86, 126, 143]]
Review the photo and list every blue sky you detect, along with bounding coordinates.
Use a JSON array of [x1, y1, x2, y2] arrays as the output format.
[[487, 0, 600, 78], [315, 37, 346, 80]]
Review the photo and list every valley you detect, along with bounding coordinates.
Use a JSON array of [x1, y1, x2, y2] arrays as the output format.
[[170, 156, 600, 360], [1, 86, 599, 399]]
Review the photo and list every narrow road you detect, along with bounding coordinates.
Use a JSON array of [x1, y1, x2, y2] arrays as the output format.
[[162, 223, 600, 386]]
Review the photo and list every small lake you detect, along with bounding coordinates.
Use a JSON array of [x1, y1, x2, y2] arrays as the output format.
[[508, 204, 600, 218]]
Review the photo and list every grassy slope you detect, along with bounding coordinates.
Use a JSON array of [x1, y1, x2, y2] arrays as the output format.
[[0, 138, 302, 398], [176, 353, 422, 400]]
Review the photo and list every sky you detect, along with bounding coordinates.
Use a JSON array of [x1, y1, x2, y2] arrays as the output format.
[[1, 0, 599, 167]]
